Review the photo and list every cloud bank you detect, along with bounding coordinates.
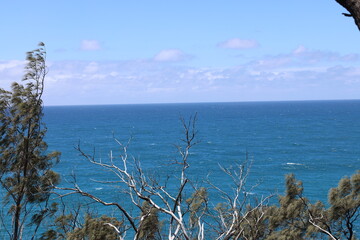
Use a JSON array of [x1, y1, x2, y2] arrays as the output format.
[[218, 38, 259, 49], [153, 49, 190, 62], [1, 47, 359, 105]]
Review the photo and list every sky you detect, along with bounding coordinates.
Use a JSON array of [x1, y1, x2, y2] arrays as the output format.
[[1, 1, 360, 105]]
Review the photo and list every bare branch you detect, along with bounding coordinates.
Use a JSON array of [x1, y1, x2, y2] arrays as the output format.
[[336, 0, 360, 31], [55, 186, 138, 233], [308, 214, 338, 240]]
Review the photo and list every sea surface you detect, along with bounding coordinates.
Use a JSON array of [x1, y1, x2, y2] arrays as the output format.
[[41, 100, 360, 235]]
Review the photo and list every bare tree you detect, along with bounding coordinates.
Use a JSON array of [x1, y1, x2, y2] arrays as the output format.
[[57, 116, 200, 239], [56, 116, 266, 239], [208, 158, 272, 240]]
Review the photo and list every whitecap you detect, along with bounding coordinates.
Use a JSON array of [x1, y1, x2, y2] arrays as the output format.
[[243, 191, 255, 195], [95, 187, 103, 190], [286, 162, 303, 166], [292, 142, 304, 146]]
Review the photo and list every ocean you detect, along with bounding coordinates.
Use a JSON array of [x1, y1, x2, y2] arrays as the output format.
[[45, 100, 360, 202], [22, 100, 359, 237]]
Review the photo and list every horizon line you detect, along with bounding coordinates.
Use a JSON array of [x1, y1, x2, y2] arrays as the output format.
[[43, 98, 360, 107]]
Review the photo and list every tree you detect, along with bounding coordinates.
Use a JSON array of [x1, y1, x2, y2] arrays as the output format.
[[136, 201, 161, 240], [266, 174, 313, 240], [307, 171, 360, 240], [66, 215, 124, 240], [0, 43, 60, 240], [264, 173, 360, 240], [327, 171, 360, 239], [336, 0, 360, 31], [58, 116, 201, 239], [57, 116, 271, 240], [55, 112, 360, 239]]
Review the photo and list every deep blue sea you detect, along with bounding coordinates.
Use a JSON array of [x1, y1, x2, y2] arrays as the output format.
[[44, 100, 360, 205]]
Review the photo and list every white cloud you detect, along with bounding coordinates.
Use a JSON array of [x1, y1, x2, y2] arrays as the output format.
[[2, 46, 360, 105], [153, 49, 189, 62], [293, 45, 307, 55], [218, 38, 259, 49], [80, 40, 101, 51], [251, 46, 360, 71], [0, 60, 24, 72], [0, 60, 25, 91], [84, 61, 99, 73], [36, 56, 360, 104]]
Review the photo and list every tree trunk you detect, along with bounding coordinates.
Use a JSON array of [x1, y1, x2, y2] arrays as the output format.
[[12, 201, 21, 240], [336, 0, 360, 31]]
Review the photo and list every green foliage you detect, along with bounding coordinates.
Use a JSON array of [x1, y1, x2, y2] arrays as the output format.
[[261, 173, 360, 240], [238, 205, 271, 240], [328, 172, 360, 219], [266, 174, 314, 240], [40, 213, 77, 240], [325, 171, 360, 239], [0, 43, 60, 240], [31, 202, 58, 228], [186, 187, 208, 229], [42, 212, 124, 240], [137, 201, 161, 240], [67, 215, 124, 240]]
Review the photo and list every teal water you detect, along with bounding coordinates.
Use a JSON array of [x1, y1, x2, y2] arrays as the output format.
[[1, 100, 359, 238], [44, 100, 360, 204]]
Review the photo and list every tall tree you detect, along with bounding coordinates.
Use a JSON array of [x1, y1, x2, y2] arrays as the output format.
[[0, 43, 60, 240]]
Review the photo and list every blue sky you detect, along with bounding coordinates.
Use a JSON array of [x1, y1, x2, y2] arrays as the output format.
[[1, 1, 360, 105]]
